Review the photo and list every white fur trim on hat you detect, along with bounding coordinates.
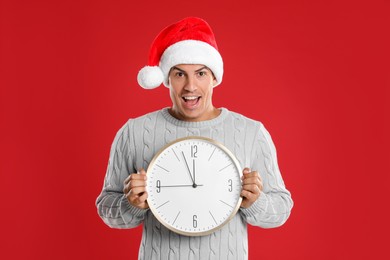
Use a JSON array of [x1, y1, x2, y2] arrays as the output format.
[[159, 40, 223, 87], [137, 66, 164, 89]]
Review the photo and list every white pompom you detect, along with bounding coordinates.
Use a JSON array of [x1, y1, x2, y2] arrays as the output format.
[[137, 66, 164, 89]]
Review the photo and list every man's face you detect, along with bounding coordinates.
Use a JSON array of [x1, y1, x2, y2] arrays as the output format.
[[168, 64, 218, 122]]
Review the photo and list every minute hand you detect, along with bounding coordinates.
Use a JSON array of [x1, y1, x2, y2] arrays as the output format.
[[193, 159, 196, 184], [181, 151, 195, 184]]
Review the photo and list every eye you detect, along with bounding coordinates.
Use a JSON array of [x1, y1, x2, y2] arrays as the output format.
[[176, 72, 184, 77], [197, 71, 207, 77]]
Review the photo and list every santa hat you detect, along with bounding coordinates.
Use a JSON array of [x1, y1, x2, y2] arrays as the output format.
[[137, 17, 223, 89]]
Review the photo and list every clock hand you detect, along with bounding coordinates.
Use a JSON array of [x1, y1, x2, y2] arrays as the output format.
[[181, 151, 195, 185], [159, 184, 204, 188], [193, 159, 196, 184]]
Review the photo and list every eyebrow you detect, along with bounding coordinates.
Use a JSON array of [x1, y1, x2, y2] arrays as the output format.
[[171, 66, 209, 73], [195, 66, 209, 72], [171, 66, 185, 73]]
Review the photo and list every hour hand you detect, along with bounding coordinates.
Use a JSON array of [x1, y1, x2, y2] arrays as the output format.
[[193, 159, 196, 184], [181, 151, 195, 184]]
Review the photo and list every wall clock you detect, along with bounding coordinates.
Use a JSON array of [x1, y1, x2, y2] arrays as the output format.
[[146, 136, 242, 236]]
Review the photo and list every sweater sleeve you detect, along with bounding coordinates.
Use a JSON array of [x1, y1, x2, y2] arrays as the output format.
[[95, 120, 148, 229], [240, 123, 293, 228]]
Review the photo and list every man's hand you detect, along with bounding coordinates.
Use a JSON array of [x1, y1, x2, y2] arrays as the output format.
[[123, 168, 149, 209], [240, 168, 263, 209]]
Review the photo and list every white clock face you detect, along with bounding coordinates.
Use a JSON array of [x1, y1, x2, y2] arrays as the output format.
[[146, 136, 242, 236]]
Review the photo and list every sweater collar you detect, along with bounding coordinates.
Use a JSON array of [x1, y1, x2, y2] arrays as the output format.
[[161, 107, 228, 128]]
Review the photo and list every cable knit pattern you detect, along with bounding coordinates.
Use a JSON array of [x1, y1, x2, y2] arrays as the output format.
[[142, 114, 155, 169], [232, 113, 246, 168], [208, 231, 218, 259], [96, 107, 293, 259]]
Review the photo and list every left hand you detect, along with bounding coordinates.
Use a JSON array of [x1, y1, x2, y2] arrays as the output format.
[[123, 168, 149, 209], [240, 168, 263, 209]]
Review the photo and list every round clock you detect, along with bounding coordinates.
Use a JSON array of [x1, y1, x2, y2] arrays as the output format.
[[146, 136, 243, 236]]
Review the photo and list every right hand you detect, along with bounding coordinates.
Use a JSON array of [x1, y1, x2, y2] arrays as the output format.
[[123, 168, 149, 209]]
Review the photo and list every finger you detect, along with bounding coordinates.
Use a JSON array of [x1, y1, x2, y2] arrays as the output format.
[[126, 174, 147, 190], [123, 180, 131, 194], [240, 189, 258, 201], [138, 168, 147, 176], [129, 180, 147, 190], [138, 191, 148, 203], [128, 191, 148, 207], [124, 170, 147, 193], [125, 170, 145, 185], [243, 173, 262, 184], [124, 174, 131, 184], [242, 171, 261, 181], [242, 176, 262, 186], [242, 183, 261, 194], [133, 192, 149, 209], [126, 191, 141, 205], [246, 176, 262, 187], [242, 168, 251, 176], [242, 169, 258, 180], [130, 172, 147, 181], [243, 170, 259, 178], [127, 186, 146, 197], [123, 185, 129, 194], [129, 171, 147, 186]]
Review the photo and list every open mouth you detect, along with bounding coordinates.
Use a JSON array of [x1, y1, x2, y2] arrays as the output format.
[[182, 96, 200, 101], [182, 96, 201, 106]]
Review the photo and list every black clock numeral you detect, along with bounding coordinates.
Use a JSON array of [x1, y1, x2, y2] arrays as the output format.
[[191, 145, 198, 158], [193, 215, 198, 228], [156, 180, 161, 193], [228, 179, 233, 192]]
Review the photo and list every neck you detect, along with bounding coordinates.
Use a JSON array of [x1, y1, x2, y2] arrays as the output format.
[[168, 107, 221, 122]]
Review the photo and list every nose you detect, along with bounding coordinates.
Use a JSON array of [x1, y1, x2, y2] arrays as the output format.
[[184, 75, 197, 92]]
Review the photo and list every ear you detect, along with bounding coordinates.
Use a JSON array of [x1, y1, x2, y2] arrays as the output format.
[[212, 77, 217, 86]]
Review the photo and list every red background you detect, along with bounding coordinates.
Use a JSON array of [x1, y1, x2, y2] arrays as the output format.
[[1, 0, 388, 259]]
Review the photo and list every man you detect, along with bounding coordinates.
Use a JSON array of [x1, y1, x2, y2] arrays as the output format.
[[96, 17, 293, 259]]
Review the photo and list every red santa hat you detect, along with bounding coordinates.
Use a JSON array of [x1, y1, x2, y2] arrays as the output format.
[[137, 17, 223, 89]]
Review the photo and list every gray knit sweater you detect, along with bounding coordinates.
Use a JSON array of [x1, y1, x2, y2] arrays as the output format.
[[96, 108, 293, 260]]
